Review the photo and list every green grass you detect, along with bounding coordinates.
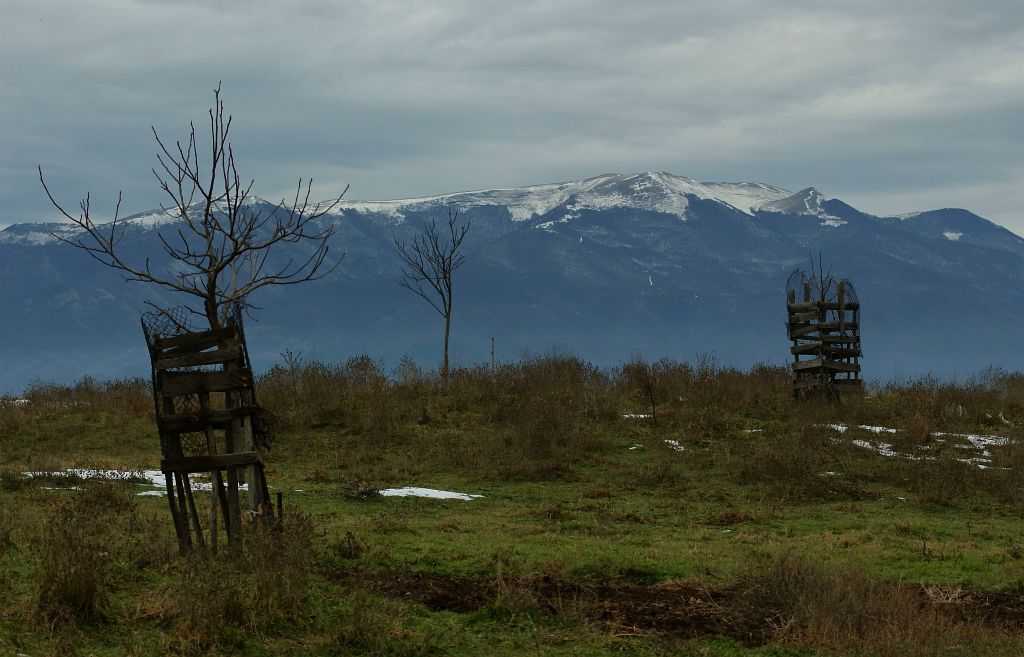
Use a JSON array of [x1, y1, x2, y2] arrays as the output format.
[[1, 359, 1022, 656]]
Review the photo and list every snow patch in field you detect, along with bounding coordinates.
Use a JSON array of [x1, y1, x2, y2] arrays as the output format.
[[824, 423, 896, 434], [663, 439, 685, 452], [22, 468, 249, 496], [623, 413, 652, 419], [933, 432, 1008, 450], [851, 440, 897, 457], [830, 425, 1011, 468], [943, 231, 962, 241], [378, 487, 483, 500], [0, 398, 30, 407]]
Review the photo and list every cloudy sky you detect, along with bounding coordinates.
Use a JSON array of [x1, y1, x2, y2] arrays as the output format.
[[2, 0, 1022, 233]]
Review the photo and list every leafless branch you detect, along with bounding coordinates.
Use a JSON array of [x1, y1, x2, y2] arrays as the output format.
[[394, 208, 469, 378], [39, 82, 348, 330]]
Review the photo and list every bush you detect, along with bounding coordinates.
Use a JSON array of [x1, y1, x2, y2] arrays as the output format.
[[747, 554, 987, 656], [164, 508, 320, 653], [32, 481, 172, 626]]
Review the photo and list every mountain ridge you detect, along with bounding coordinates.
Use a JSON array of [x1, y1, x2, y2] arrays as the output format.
[[0, 171, 1020, 393]]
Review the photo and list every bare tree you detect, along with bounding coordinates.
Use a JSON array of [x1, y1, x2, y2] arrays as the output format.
[[394, 208, 470, 380], [38, 83, 347, 331]]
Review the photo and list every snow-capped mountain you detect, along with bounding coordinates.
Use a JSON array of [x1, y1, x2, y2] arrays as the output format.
[[1, 172, 1021, 392], [328, 172, 793, 222]]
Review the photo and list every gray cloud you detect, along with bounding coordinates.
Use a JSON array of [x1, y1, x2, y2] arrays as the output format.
[[2, 0, 1021, 233]]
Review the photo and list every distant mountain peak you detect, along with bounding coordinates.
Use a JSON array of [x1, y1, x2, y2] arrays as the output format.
[[330, 172, 793, 223], [761, 187, 848, 228]]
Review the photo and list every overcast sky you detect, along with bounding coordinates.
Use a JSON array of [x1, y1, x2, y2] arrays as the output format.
[[2, 0, 1022, 234]]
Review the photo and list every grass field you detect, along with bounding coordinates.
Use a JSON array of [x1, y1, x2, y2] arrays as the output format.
[[1, 356, 1022, 656]]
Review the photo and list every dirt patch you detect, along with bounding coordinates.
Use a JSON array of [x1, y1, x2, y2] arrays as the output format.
[[336, 571, 1024, 644], [341, 571, 767, 643]]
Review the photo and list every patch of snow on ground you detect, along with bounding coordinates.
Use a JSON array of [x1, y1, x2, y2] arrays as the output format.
[[859, 425, 897, 434], [943, 231, 962, 241], [623, 413, 651, 419], [851, 440, 897, 457], [663, 439, 685, 452], [835, 426, 1010, 468], [823, 423, 897, 434], [378, 487, 482, 500], [23, 468, 249, 496]]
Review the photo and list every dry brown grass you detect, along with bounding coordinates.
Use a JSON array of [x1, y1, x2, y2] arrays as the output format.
[[747, 553, 1017, 656], [31, 481, 173, 627], [159, 508, 320, 654]]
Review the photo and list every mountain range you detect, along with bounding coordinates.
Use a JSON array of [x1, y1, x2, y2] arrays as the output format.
[[1, 171, 1021, 393]]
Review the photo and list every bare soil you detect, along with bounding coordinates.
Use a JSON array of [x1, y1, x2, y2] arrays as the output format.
[[338, 570, 1024, 644]]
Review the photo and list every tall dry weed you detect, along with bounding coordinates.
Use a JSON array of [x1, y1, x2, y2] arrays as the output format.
[[31, 481, 173, 626], [748, 554, 990, 656]]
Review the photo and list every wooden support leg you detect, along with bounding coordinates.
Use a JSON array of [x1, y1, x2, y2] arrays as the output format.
[[182, 474, 207, 554], [165, 473, 188, 554], [226, 466, 242, 550], [174, 472, 193, 550], [204, 426, 221, 555], [216, 470, 232, 539]]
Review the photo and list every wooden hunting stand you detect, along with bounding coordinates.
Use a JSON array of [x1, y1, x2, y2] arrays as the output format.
[[786, 269, 863, 399], [142, 306, 274, 553]]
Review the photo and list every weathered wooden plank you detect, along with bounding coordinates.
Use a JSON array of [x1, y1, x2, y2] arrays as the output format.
[[159, 405, 260, 433], [828, 360, 861, 373], [789, 324, 820, 339], [789, 310, 820, 323], [823, 347, 863, 359], [161, 451, 262, 474], [154, 345, 242, 371], [820, 335, 861, 344], [152, 327, 240, 354], [791, 342, 822, 355], [787, 301, 860, 312], [792, 358, 861, 373], [159, 369, 254, 397]]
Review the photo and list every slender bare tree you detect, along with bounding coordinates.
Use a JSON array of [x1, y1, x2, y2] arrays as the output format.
[[39, 83, 347, 331], [394, 208, 470, 380]]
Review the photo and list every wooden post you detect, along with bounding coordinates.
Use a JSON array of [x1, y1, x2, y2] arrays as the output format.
[[224, 409, 242, 550], [165, 473, 187, 554], [174, 472, 193, 549], [838, 282, 846, 336], [182, 474, 207, 553], [243, 414, 261, 516]]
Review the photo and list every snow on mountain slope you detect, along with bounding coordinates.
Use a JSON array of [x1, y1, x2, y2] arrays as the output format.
[[760, 188, 847, 227], [0, 222, 79, 245], [330, 172, 793, 222]]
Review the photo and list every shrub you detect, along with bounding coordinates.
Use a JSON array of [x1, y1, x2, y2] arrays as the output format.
[[32, 481, 172, 626], [747, 554, 986, 656]]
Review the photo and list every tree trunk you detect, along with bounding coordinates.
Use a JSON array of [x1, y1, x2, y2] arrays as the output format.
[[442, 311, 451, 382]]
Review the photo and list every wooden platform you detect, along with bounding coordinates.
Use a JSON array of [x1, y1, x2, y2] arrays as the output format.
[[786, 275, 863, 400], [142, 308, 274, 553]]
